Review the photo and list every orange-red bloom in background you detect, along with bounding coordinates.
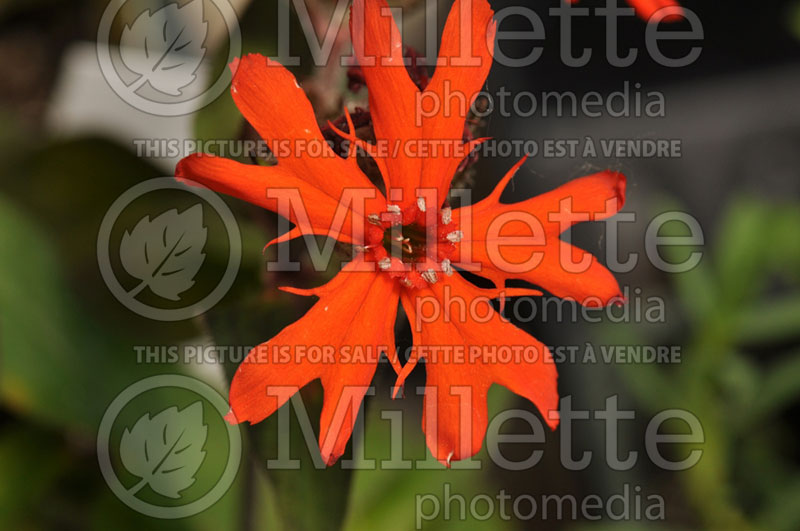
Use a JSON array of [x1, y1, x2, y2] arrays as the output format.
[[176, 0, 626, 466], [569, 0, 683, 21]]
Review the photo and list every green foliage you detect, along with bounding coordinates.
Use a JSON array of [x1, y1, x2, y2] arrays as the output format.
[[602, 197, 800, 530]]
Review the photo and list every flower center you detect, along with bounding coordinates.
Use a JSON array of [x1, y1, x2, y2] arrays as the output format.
[[361, 199, 461, 289]]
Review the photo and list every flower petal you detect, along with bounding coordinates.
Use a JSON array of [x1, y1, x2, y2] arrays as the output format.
[[568, 0, 683, 22], [229, 54, 382, 203], [176, 153, 371, 244], [401, 274, 559, 465], [626, 0, 683, 21], [422, 0, 496, 201], [453, 166, 626, 305], [350, 0, 422, 205], [226, 258, 400, 465], [350, 0, 497, 207]]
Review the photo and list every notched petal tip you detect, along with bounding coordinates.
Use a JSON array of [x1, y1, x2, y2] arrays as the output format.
[[611, 171, 627, 208], [611, 292, 628, 308], [174, 153, 197, 183], [545, 409, 560, 431], [224, 408, 239, 425], [174, 153, 216, 189], [228, 56, 241, 75], [323, 451, 342, 467]]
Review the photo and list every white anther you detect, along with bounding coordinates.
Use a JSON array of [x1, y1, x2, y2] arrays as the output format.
[[441, 207, 452, 225], [368, 213, 382, 225], [417, 197, 427, 212], [354, 245, 367, 253], [401, 277, 413, 287], [386, 204, 402, 214], [421, 269, 438, 284], [446, 230, 463, 243], [441, 259, 453, 276], [378, 257, 392, 270]]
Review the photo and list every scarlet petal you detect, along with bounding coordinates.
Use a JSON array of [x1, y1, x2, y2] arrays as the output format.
[[401, 274, 559, 465], [423, 0, 496, 201], [454, 168, 626, 306], [469, 241, 623, 306], [350, 0, 422, 205], [627, 0, 683, 21], [464, 167, 627, 232], [176, 153, 364, 244], [568, 0, 683, 22], [176, 53, 388, 244], [229, 54, 381, 203], [227, 259, 400, 465]]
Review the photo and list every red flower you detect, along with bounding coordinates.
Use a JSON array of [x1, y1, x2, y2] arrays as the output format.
[[569, 0, 684, 21], [176, 0, 626, 466]]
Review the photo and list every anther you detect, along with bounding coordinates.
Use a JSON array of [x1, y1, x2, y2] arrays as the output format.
[[378, 257, 392, 270], [386, 204, 402, 214], [441, 258, 453, 276], [421, 269, 438, 284], [417, 197, 427, 212], [441, 207, 452, 225], [367, 213, 382, 225], [446, 230, 463, 243]]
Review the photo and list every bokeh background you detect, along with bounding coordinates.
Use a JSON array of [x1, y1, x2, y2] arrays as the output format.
[[2, 0, 800, 529]]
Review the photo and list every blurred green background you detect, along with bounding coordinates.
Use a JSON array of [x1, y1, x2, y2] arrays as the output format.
[[1, 0, 800, 529]]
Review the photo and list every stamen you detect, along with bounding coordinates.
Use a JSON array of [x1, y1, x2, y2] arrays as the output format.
[[368, 202, 461, 289], [441, 207, 452, 225], [446, 230, 463, 243], [441, 258, 453, 276], [422, 269, 438, 284]]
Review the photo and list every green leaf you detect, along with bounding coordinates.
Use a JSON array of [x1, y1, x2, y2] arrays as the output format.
[[757, 477, 800, 531], [0, 195, 190, 434], [766, 204, 800, 281], [0, 425, 70, 528], [753, 351, 800, 419], [731, 297, 800, 345], [714, 199, 771, 305]]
